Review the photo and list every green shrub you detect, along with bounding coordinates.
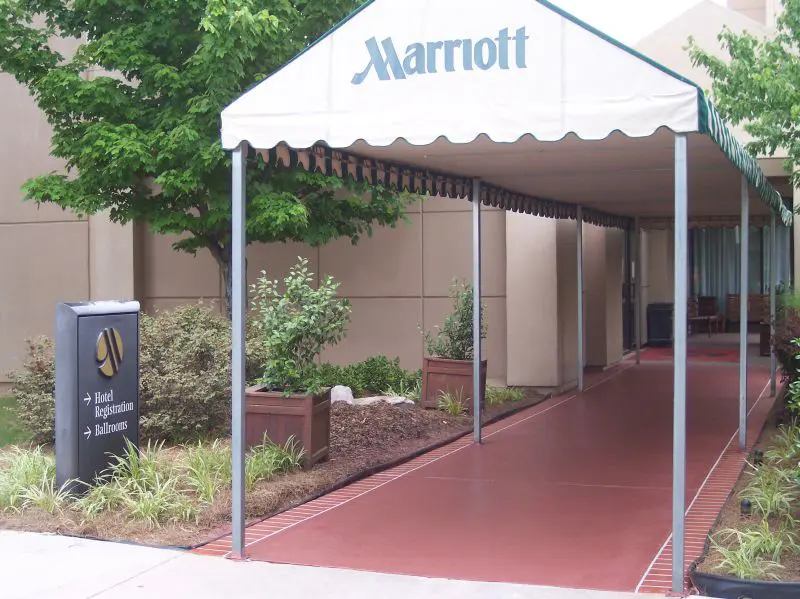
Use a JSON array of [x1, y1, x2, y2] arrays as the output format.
[[8, 304, 267, 444], [139, 305, 232, 441], [354, 355, 418, 395], [423, 280, 486, 361], [317, 363, 365, 397], [8, 338, 55, 445], [251, 258, 351, 394], [317, 356, 421, 397]]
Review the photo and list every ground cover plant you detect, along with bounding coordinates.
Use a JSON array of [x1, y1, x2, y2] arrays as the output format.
[[2, 295, 541, 546], [695, 382, 800, 582], [0, 388, 543, 546]]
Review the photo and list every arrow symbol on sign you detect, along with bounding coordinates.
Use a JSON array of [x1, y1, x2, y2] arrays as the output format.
[[83, 393, 91, 405], [84, 426, 91, 440]]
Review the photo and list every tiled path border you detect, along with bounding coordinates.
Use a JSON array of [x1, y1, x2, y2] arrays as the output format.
[[635, 380, 774, 594], [192, 365, 633, 558]]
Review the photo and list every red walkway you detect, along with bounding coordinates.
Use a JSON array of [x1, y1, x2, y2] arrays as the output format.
[[195, 361, 774, 593]]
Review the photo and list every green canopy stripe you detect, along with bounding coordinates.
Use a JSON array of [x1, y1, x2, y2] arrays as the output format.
[[698, 93, 793, 226]]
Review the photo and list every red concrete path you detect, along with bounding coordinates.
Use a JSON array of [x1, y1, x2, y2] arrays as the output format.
[[196, 361, 774, 593]]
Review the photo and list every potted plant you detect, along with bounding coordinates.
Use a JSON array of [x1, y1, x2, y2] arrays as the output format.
[[421, 280, 487, 415], [246, 257, 351, 468]]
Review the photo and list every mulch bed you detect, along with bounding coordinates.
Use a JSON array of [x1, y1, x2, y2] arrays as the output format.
[[0, 391, 546, 548], [693, 408, 800, 583]]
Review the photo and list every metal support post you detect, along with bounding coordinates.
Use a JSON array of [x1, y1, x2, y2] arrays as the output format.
[[634, 217, 641, 365], [672, 134, 688, 594], [231, 142, 247, 560], [472, 179, 483, 444], [739, 177, 749, 451], [770, 210, 778, 396], [577, 206, 584, 391]]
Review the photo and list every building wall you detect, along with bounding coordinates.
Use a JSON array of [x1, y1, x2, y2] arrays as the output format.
[[728, 0, 766, 23], [0, 35, 85, 388], [138, 197, 510, 381]]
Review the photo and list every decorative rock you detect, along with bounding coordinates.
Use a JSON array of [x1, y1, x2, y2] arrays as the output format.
[[331, 385, 354, 404]]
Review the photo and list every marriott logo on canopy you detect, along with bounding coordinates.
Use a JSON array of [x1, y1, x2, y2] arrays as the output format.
[[351, 27, 529, 85]]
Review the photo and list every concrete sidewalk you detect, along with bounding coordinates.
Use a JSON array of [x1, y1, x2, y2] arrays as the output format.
[[1, 531, 663, 599]]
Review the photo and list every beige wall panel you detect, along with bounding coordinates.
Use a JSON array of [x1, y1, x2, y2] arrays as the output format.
[[320, 298, 423, 370], [141, 231, 220, 299], [423, 195, 474, 212], [583, 224, 608, 367], [320, 214, 422, 298], [556, 220, 579, 386], [423, 209, 506, 297], [605, 229, 625, 365], [505, 214, 560, 387], [141, 297, 222, 315], [89, 211, 135, 300], [0, 75, 82, 224], [0, 222, 89, 379], [404, 196, 423, 214], [423, 297, 507, 381], [728, 0, 765, 23], [247, 242, 319, 290], [423, 197, 500, 212]]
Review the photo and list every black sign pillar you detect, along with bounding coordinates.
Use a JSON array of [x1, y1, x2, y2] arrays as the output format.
[[55, 301, 140, 491]]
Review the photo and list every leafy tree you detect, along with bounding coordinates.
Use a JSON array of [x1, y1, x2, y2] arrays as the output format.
[[688, 0, 800, 190], [0, 0, 414, 316]]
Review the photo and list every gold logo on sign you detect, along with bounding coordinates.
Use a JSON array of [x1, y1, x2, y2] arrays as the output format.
[[96, 327, 124, 378]]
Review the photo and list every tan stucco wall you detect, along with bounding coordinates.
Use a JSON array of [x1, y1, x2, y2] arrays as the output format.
[[0, 32, 139, 384], [728, 0, 766, 24], [505, 214, 560, 387], [0, 35, 89, 383], [584, 224, 608, 367], [504, 215, 623, 390], [138, 197, 509, 381]]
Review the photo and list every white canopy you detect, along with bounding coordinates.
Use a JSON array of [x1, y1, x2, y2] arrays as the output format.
[[221, 2, 788, 590], [221, 0, 790, 225]]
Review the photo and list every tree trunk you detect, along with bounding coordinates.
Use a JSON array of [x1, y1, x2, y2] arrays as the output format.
[[207, 243, 248, 321], [220, 255, 233, 321], [207, 244, 234, 320]]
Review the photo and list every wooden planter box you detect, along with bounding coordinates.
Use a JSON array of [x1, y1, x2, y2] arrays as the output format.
[[421, 357, 487, 415], [244, 386, 331, 469]]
